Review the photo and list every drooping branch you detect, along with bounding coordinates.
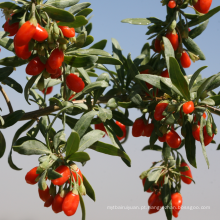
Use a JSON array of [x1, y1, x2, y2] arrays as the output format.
[[0, 85, 14, 114]]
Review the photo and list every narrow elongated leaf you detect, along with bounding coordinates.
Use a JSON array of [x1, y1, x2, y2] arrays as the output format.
[[0, 55, 29, 67], [82, 174, 95, 201], [189, 20, 209, 39], [142, 145, 162, 151], [47, 168, 62, 180], [112, 111, 133, 126], [106, 119, 123, 137], [76, 8, 93, 17], [0, 2, 20, 10], [74, 111, 97, 137], [45, 0, 79, 9], [162, 143, 171, 161], [144, 169, 162, 191], [169, 57, 190, 100], [0, 131, 6, 158], [58, 15, 88, 28], [69, 2, 91, 14], [189, 66, 207, 90], [66, 130, 80, 157], [77, 67, 91, 84], [199, 98, 215, 106], [90, 40, 107, 50], [163, 36, 175, 71], [78, 130, 105, 152], [67, 48, 111, 57], [64, 55, 98, 67], [68, 152, 90, 162], [96, 56, 123, 65], [3, 110, 25, 128], [121, 18, 151, 25], [0, 66, 14, 81], [2, 77, 23, 93], [0, 33, 14, 51], [98, 107, 112, 122], [209, 95, 220, 106]]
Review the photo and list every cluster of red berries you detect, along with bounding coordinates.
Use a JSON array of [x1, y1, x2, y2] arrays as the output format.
[[25, 164, 84, 216]]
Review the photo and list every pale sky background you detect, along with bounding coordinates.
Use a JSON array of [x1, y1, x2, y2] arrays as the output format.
[[0, 0, 220, 219]]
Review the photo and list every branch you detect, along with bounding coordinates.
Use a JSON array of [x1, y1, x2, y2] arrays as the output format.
[[0, 85, 14, 114]]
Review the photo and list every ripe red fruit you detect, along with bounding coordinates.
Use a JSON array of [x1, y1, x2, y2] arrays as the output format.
[[26, 56, 46, 76], [180, 51, 191, 68], [192, 124, 200, 141], [42, 87, 53, 95], [51, 69, 62, 79], [51, 165, 71, 186], [25, 167, 39, 185], [48, 48, 64, 70], [58, 26, 75, 38], [182, 101, 194, 114], [32, 24, 48, 42], [166, 130, 181, 149], [168, 0, 176, 9], [154, 103, 169, 121], [46, 60, 58, 74], [193, 0, 212, 14], [38, 186, 51, 202], [148, 193, 163, 214], [148, 192, 158, 206], [14, 41, 32, 60], [180, 162, 193, 184], [62, 191, 80, 216], [4, 19, 19, 36], [154, 39, 162, 53], [144, 123, 154, 137], [68, 94, 76, 101], [142, 178, 153, 193], [203, 125, 214, 146], [95, 122, 107, 137], [171, 193, 182, 213], [44, 196, 54, 207], [161, 69, 169, 78], [52, 193, 65, 213], [165, 32, 179, 51], [14, 21, 36, 46], [158, 134, 166, 142], [116, 121, 126, 140], [66, 73, 85, 93], [173, 209, 179, 218], [132, 118, 145, 137]]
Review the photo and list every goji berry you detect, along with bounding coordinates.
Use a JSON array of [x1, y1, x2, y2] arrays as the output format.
[[42, 87, 53, 95], [59, 26, 75, 38], [52, 193, 65, 213], [180, 162, 193, 184], [26, 56, 46, 76], [182, 101, 194, 114], [193, 0, 212, 14], [51, 165, 71, 186], [116, 121, 126, 140], [154, 103, 168, 121], [142, 178, 153, 193], [38, 185, 51, 202], [44, 196, 54, 207], [51, 69, 62, 79], [144, 123, 154, 137], [168, 0, 176, 9], [25, 167, 39, 185], [180, 51, 191, 68], [165, 32, 179, 51], [14, 41, 31, 60], [33, 24, 48, 42], [4, 19, 19, 36], [203, 125, 214, 146], [95, 122, 107, 137], [166, 130, 181, 149], [158, 134, 166, 142], [66, 73, 85, 93], [161, 69, 169, 78], [132, 118, 145, 137], [48, 48, 64, 70]]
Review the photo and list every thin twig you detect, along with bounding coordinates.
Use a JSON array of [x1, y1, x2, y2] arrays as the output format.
[[0, 85, 13, 114]]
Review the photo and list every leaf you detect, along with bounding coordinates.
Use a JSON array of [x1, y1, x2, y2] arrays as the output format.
[[66, 130, 80, 157], [68, 152, 90, 162], [79, 192, 86, 220], [90, 141, 130, 161], [112, 111, 133, 126], [0, 67, 14, 81], [144, 169, 162, 191], [0, 2, 20, 10], [183, 37, 206, 60], [121, 18, 151, 25], [189, 20, 209, 39], [83, 35, 94, 47], [0, 55, 29, 67], [74, 111, 97, 137], [189, 66, 207, 90], [129, 91, 142, 106], [78, 130, 105, 152], [82, 174, 95, 201], [2, 77, 23, 93], [67, 48, 111, 57], [0, 32, 14, 52], [0, 131, 6, 158], [41, 5, 75, 22], [98, 107, 112, 122], [169, 57, 190, 100], [208, 95, 220, 106], [76, 8, 93, 17], [38, 171, 47, 191], [57, 15, 88, 28], [43, 78, 62, 87], [75, 68, 90, 84], [64, 55, 98, 67], [90, 39, 107, 50], [53, 129, 66, 150], [142, 145, 162, 151], [27, 123, 40, 138], [162, 142, 171, 161], [185, 122, 197, 168], [199, 98, 215, 106], [45, 0, 79, 9], [47, 168, 62, 180], [29, 89, 45, 107], [163, 36, 175, 71], [3, 110, 25, 128], [69, 2, 91, 14], [96, 56, 123, 65], [106, 119, 123, 137], [13, 139, 51, 155]]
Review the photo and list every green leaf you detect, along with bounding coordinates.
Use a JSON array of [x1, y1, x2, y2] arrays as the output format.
[[41, 5, 75, 22], [78, 130, 105, 152], [163, 36, 175, 71], [79, 192, 86, 220], [129, 91, 142, 106], [90, 39, 107, 50], [47, 168, 62, 180], [30, 89, 46, 107], [57, 15, 88, 28], [83, 35, 94, 47], [90, 141, 130, 161], [199, 98, 215, 106], [183, 37, 206, 60], [45, 0, 79, 9], [76, 8, 93, 17], [189, 66, 207, 90], [185, 122, 197, 168], [0, 55, 29, 67], [144, 169, 162, 191], [0, 131, 6, 158], [106, 119, 123, 137], [2, 77, 23, 93], [77, 67, 91, 84], [98, 107, 112, 122], [3, 110, 25, 128], [121, 18, 151, 25], [68, 152, 90, 162], [85, 23, 92, 35], [208, 95, 220, 106], [112, 111, 133, 126], [74, 111, 97, 137], [142, 145, 163, 151], [162, 142, 171, 161], [13, 139, 51, 155], [66, 48, 111, 57], [43, 78, 62, 88], [188, 6, 220, 27], [66, 130, 80, 157], [82, 174, 95, 201], [38, 171, 47, 191], [0, 67, 14, 81], [0, 32, 14, 51], [0, 2, 20, 10], [189, 20, 209, 39], [106, 98, 118, 108], [69, 2, 91, 14], [169, 57, 190, 100], [96, 56, 123, 65], [64, 55, 98, 67]]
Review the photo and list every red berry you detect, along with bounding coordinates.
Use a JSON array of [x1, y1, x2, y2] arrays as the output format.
[[32, 24, 48, 42], [192, 124, 200, 141], [132, 118, 145, 137], [38, 185, 51, 202], [46, 60, 58, 74], [68, 94, 76, 101], [148, 192, 163, 214], [154, 38, 162, 53], [161, 69, 169, 78], [165, 32, 179, 51], [203, 125, 214, 146], [95, 123, 107, 137], [14, 21, 36, 47], [26, 56, 46, 76], [158, 134, 166, 142], [116, 121, 126, 140], [180, 162, 193, 184], [180, 51, 191, 68], [48, 48, 64, 70], [173, 209, 179, 218], [52, 193, 65, 213], [51, 69, 62, 79], [25, 167, 39, 185], [44, 196, 54, 207], [171, 193, 182, 214], [4, 19, 19, 36], [59, 26, 75, 38], [144, 123, 154, 137], [154, 103, 168, 121], [42, 87, 53, 95], [182, 101, 194, 114], [62, 192, 80, 216], [66, 73, 85, 93], [193, 0, 212, 14], [168, 0, 176, 9], [166, 130, 181, 149], [51, 165, 71, 186], [14, 39, 31, 60]]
